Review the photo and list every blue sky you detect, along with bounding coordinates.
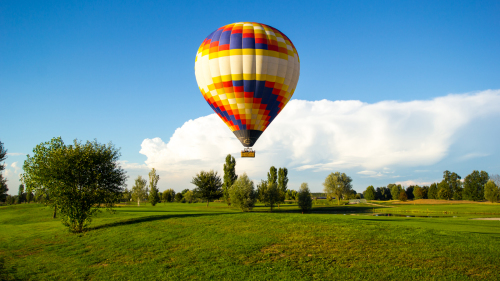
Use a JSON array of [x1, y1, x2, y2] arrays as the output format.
[[2, 0, 500, 193]]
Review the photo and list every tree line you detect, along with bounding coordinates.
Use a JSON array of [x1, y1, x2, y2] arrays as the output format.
[[362, 170, 500, 203], [189, 154, 314, 213]]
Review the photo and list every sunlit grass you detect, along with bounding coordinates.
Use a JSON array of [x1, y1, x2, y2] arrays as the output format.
[[1, 202, 500, 280]]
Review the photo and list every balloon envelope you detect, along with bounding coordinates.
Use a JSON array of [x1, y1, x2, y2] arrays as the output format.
[[194, 22, 300, 147]]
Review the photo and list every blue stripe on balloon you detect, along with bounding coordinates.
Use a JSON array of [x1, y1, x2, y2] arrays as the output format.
[[230, 33, 242, 49]]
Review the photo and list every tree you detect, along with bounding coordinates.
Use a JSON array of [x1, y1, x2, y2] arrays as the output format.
[[222, 154, 237, 206], [484, 180, 499, 203], [268, 166, 277, 187], [438, 185, 451, 200], [22, 137, 127, 232], [26, 191, 33, 203], [162, 189, 175, 203], [421, 186, 429, 199], [389, 184, 403, 201], [175, 192, 183, 202], [375, 187, 390, 200], [323, 172, 353, 205], [122, 188, 132, 203], [399, 190, 408, 201], [184, 190, 194, 203], [229, 173, 256, 212], [428, 183, 438, 199], [132, 176, 147, 206], [0, 178, 7, 203], [442, 170, 462, 200], [257, 180, 279, 212], [191, 170, 222, 207], [363, 185, 376, 200], [0, 141, 8, 203], [463, 170, 489, 201], [148, 168, 160, 206], [17, 184, 25, 204], [297, 183, 313, 212], [405, 186, 414, 200], [413, 186, 424, 200], [277, 167, 288, 207]]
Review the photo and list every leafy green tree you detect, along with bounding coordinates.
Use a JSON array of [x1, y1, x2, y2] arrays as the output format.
[[297, 183, 313, 212], [184, 190, 194, 203], [442, 170, 462, 200], [26, 191, 33, 203], [191, 170, 222, 207], [463, 170, 489, 201], [323, 172, 353, 205], [148, 168, 160, 206], [375, 187, 389, 200], [229, 173, 256, 212], [399, 190, 408, 201], [257, 179, 279, 212], [0, 179, 8, 203], [22, 137, 126, 232], [162, 189, 175, 203], [122, 188, 132, 203], [0, 141, 8, 203], [428, 183, 438, 199], [389, 184, 403, 201], [222, 154, 237, 206], [421, 186, 429, 199], [413, 186, 423, 199], [277, 167, 288, 207], [363, 185, 376, 200], [17, 184, 25, 204], [484, 180, 499, 203], [175, 192, 183, 202], [438, 185, 451, 200], [132, 176, 147, 206], [405, 186, 415, 200], [268, 166, 277, 187]]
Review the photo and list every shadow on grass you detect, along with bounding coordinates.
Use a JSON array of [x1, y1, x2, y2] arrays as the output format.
[[89, 212, 235, 231], [252, 205, 380, 214]]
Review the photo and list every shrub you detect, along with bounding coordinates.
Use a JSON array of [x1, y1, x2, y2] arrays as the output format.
[[229, 173, 256, 212], [399, 191, 408, 202], [298, 183, 313, 212]]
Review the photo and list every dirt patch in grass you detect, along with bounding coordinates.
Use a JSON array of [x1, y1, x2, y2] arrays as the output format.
[[393, 199, 484, 205]]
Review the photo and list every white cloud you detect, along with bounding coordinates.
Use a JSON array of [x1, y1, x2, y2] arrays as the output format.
[[395, 180, 434, 187], [10, 162, 20, 173], [139, 90, 500, 190], [458, 152, 490, 161], [357, 170, 384, 177], [7, 153, 24, 156], [118, 160, 148, 170]]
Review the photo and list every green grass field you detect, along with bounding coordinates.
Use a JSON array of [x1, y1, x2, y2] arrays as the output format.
[[1, 201, 500, 280]]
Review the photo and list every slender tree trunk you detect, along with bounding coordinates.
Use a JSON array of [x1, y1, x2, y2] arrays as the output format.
[[206, 200, 209, 207], [137, 198, 140, 206], [53, 206, 57, 219]]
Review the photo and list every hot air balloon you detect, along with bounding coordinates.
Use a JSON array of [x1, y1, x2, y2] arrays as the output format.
[[194, 22, 300, 157]]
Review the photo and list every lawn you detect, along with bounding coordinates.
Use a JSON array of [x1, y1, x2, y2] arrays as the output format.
[[1, 202, 500, 280]]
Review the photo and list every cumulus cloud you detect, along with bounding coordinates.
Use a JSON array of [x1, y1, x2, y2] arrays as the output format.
[[395, 180, 434, 187], [139, 90, 500, 190]]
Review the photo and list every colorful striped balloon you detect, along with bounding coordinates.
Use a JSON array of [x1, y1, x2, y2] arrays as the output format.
[[194, 22, 300, 147]]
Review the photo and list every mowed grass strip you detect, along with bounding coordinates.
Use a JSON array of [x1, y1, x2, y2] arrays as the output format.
[[1, 203, 500, 280]]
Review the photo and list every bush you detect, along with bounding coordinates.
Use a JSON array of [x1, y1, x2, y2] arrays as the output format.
[[399, 191, 408, 202], [484, 180, 499, 203], [298, 183, 313, 212], [229, 173, 256, 212], [175, 193, 183, 202]]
